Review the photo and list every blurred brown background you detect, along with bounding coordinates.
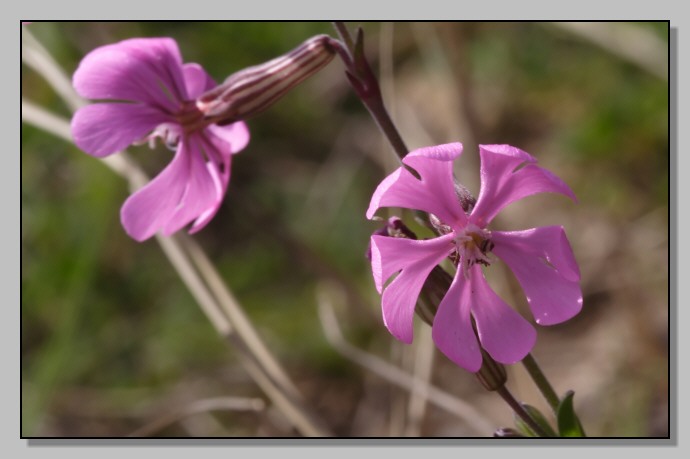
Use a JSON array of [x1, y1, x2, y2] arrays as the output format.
[[21, 22, 669, 437]]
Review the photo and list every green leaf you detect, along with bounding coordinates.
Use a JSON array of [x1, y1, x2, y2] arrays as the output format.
[[524, 404, 558, 437], [513, 404, 557, 437], [515, 403, 558, 437], [557, 391, 587, 437], [514, 414, 538, 437]]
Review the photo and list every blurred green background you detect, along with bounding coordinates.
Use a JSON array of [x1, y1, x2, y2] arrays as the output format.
[[21, 22, 669, 437]]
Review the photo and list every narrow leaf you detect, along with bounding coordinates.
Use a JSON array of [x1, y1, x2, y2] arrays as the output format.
[[557, 390, 587, 437], [522, 403, 557, 437], [514, 414, 537, 437], [513, 403, 557, 437]]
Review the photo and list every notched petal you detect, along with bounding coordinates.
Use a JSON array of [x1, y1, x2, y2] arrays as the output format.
[[370, 234, 455, 343], [492, 227, 583, 325], [471, 144, 577, 227], [366, 143, 468, 228]]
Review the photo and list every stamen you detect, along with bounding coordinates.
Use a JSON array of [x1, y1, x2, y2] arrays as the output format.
[[451, 224, 494, 276], [139, 123, 182, 151]]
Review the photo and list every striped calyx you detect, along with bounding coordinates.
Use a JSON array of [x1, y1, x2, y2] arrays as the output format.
[[197, 34, 336, 124]]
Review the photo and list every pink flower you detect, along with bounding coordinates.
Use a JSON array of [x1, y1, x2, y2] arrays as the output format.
[[367, 143, 582, 372], [71, 37, 250, 241]]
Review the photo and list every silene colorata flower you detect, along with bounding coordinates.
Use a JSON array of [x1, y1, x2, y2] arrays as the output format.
[[367, 143, 583, 372], [71, 37, 250, 241]]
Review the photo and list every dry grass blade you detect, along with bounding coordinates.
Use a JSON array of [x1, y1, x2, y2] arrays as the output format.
[[549, 22, 668, 81], [316, 283, 495, 435], [128, 397, 266, 437]]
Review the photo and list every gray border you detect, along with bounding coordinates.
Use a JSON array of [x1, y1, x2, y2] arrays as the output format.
[[668, 26, 678, 447], [12, 4, 684, 458], [18, 22, 678, 449], [25, 437, 676, 446]]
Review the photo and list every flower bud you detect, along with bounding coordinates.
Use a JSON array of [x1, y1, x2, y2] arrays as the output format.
[[365, 216, 417, 261], [493, 427, 525, 438], [416, 265, 453, 326], [475, 348, 507, 391], [197, 34, 336, 124]]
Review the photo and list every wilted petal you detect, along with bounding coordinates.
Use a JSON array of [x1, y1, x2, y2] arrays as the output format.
[[471, 145, 577, 227], [432, 268, 482, 372], [73, 37, 187, 111], [371, 234, 454, 343], [468, 265, 537, 364], [71, 103, 169, 157], [492, 227, 583, 325], [120, 140, 196, 241], [367, 143, 468, 228]]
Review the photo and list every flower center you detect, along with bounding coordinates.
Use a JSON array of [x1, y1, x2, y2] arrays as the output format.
[[175, 101, 209, 134], [138, 102, 211, 151], [142, 122, 182, 150], [452, 224, 494, 276]]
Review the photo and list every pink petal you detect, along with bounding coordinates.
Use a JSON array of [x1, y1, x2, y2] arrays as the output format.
[[431, 268, 482, 372], [367, 143, 468, 229], [73, 37, 187, 112], [189, 158, 228, 232], [380, 269, 430, 344], [491, 227, 583, 325], [186, 132, 233, 233], [161, 136, 223, 236], [371, 234, 454, 343], [185, 122, 249, 233], [71, 103, 170, 157], [467, 265, 536, 364], [370, 233, 454, 293], [183, 63, 216, 99], [121, 138, 214, 241], [206, 122, 251, 155], [470, 144, 577, 227]]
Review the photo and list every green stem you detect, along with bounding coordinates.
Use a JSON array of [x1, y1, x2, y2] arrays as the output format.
[[522, 353, 560, 414], [496, 386, 552, 438]]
